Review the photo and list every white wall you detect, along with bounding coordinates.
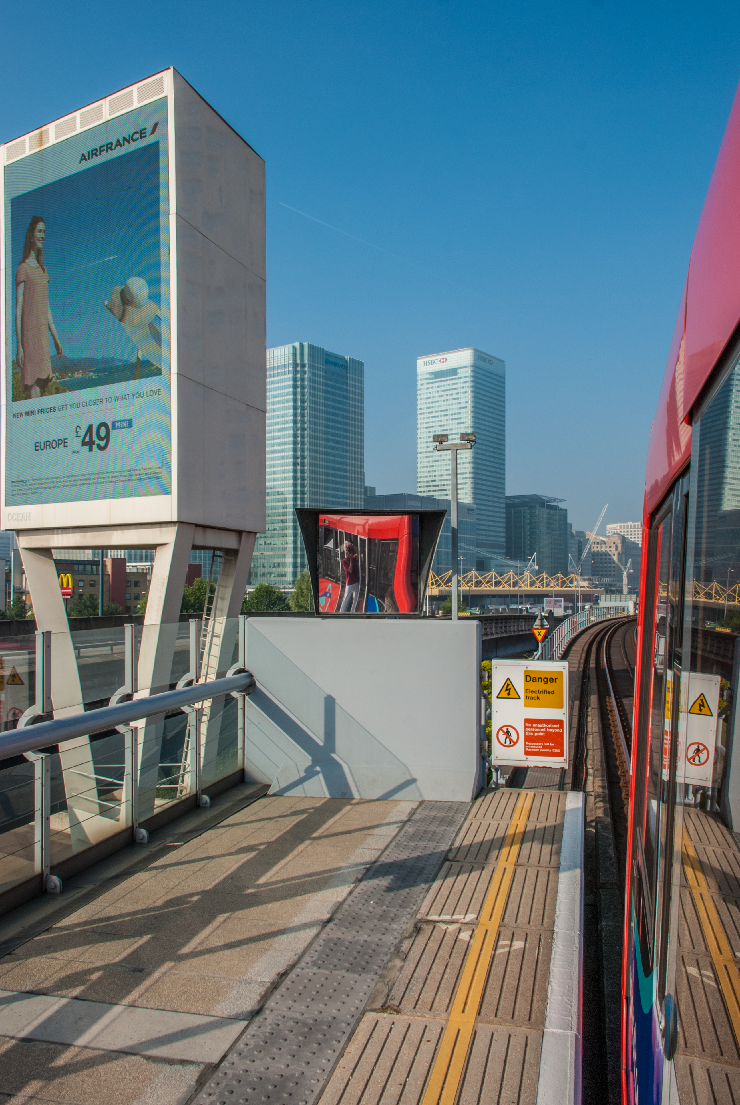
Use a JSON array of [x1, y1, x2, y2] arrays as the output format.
[[173, 72, 266, 532], [244, 618, 481, 801]]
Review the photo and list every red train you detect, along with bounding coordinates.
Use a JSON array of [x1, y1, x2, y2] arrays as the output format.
[[626, 75, 740, 1102], [317, 513, 419, 614]]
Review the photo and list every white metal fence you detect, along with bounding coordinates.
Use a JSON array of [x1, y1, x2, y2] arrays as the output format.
[[539, 605, 632, 661]]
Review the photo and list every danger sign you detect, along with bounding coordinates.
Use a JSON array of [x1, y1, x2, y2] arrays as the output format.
[[689, 693, 713, 717], [489, 659, 569, 769], [680, 672, 720, 788], [496, 678, 520, 700]]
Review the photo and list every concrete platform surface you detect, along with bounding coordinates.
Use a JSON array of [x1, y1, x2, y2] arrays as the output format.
[[0, 790, 420, 1104]]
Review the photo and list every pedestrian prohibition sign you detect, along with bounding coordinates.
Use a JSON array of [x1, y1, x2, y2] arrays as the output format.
[[687, 741, 709, 767], [496, 724, 520, 748]]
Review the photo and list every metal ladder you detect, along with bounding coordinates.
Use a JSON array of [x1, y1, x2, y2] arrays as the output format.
[[176, 552, 223, 799], [198, 550, 223, 681]]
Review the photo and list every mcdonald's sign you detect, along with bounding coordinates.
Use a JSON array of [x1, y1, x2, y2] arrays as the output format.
[[59, 573, 73, 598]]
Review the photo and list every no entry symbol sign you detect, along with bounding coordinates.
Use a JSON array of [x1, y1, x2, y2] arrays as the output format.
[[496, 724, 520, 748], [686, 741, 709, 767]]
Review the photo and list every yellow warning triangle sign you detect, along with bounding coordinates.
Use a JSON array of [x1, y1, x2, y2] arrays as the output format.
[[689, 692, 713, 717], [496, 678, 520, 700], [532, 627, 548, 643], [7, 667, 24, 686]]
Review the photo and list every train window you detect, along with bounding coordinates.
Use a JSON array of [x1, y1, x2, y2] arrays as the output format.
[[685, 356, 740, 824], [319, 527, 342, 585], [632, 479, 687, 984], [644, 514, 672, 888]]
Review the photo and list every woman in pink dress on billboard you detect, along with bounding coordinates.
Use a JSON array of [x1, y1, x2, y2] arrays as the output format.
[[15, 216, 64, 399]]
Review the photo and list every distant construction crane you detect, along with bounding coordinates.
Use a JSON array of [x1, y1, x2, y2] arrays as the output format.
[[602, 548, 633, 595], [568, 503, 608, 612]]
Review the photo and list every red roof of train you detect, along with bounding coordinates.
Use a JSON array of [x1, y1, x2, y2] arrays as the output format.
[[646, 78, 740, 516]]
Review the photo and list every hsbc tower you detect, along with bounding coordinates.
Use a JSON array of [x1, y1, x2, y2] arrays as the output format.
[[416, 347, 505, 560]]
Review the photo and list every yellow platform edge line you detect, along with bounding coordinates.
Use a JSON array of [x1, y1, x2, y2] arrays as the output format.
[[681, 828, 740, 1038], [420, 790, 535, 1105]]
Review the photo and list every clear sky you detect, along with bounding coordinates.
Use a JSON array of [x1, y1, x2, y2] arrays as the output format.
[[3, 0, 739, 531]]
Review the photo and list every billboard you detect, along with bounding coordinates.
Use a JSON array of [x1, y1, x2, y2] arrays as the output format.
[[296, 508, 445, 616], [3, 98, 170, 509], [1, 70, 266, 535]]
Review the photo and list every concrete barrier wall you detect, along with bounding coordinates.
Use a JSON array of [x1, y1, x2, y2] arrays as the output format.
[[244, 618, 481, 801]]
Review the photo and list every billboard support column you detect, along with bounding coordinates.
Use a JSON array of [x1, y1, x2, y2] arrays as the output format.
[[134, 523, 194, 822], [18, 540, 105, 851], [17, 543, 83, 714], [137, 522, 194, 695], [199, 532, 255, 786]]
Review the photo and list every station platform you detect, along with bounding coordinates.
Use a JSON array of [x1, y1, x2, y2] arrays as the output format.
[[0, 778, 582, 1105]]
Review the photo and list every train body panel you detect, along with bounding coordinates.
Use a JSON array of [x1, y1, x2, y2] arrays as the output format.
[[629, 73, 740, 1105], [317, 513, 419, 614]]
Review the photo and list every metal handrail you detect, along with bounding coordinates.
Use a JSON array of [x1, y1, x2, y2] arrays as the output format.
[[0, 671, 255, 763], [539, 605, 632, 661]]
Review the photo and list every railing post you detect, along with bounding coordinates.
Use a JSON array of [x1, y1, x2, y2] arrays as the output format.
[[113, 624, 148, 845], [27, 749, 61, 893], [18, 630, 52, 728], [239, 615, 247, 781]]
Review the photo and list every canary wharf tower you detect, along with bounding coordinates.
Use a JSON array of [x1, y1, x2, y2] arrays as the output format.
[[250, 342, 364, 588], [417, 347, 505, 558]]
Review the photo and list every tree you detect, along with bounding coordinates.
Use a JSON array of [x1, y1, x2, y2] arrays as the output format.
[[440, 595, 468, 616], [137, 594, 148, 616], [103, 602, 122, 616], [289, 570, 313, 611], [181, 577, 214, 614], [4, 595, 29, 620], [68, 593, 101, 618], [242, 584, 289, 612]]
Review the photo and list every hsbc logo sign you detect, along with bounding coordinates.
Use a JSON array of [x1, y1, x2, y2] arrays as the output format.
[[422, 357, 448, 367]]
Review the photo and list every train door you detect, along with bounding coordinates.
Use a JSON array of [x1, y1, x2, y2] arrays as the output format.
[[627, 477, 687, 1105], [318, 526, 343, 612]]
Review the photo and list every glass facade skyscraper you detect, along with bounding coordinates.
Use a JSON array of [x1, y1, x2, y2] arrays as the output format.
[[417, 348, 505, 555], [250, 342, 364, 588], [505, 494, 569, 577]]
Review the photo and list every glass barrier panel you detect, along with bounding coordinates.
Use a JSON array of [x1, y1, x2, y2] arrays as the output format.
[[0, 640, 35, 731], [0, 754, 38, 893], [71, 624, 145, 706], [201, 695, 240, 788], [225, 617, 240, 671], [136, 711, 192, 820], [169, 621, 195, 687], [48, 731, 131, 867]]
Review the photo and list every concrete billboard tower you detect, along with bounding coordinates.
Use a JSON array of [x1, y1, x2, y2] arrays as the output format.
[[1, 69, 265, 712]]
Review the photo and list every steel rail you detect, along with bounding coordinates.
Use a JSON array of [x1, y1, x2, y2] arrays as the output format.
[[0, 671, 255, 762], [601, 625, 630, 767]]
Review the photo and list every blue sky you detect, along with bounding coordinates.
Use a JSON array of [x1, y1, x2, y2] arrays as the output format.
[[2, 0, 739, 530]]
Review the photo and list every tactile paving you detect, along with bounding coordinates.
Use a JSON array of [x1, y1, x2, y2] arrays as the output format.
[[192, 801, 469, 1105]]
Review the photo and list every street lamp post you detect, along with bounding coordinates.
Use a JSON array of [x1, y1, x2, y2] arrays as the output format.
[[459, 556, 465, 612], [433, 432, 476, 622]]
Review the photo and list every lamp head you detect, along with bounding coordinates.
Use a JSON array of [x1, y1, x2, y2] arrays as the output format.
[[432, 434, 449, 444], [460, 432, 476, 443]]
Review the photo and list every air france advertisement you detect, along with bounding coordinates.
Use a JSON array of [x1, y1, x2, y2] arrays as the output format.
[[3, 98, 171, 508]]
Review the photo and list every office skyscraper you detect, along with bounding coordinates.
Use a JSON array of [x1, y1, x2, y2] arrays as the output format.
[[417, 347, 505, 557], [506, 495, 569, 577], [250, 342, 364, 588]]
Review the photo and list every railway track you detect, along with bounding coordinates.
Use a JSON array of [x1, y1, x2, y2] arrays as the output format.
[[562, 615, 636, 1105]]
